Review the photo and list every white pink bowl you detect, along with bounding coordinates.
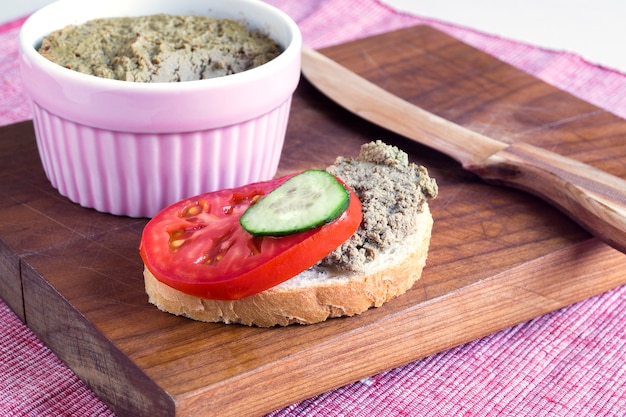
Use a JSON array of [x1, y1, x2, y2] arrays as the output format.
[[19, 0, 301, 217]]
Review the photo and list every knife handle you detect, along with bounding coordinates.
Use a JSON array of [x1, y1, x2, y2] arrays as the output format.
[[468, 142, 626, 253]]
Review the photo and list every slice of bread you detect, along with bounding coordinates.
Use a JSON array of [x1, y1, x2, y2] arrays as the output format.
[[144, 203, 433, 327]]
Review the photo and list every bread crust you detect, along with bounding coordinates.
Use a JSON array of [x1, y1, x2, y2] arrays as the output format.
[[144, 204, 433, 327]]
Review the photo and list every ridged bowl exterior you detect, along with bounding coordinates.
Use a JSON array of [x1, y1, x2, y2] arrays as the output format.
[[18, 0, 301, 217], [31, 99, 291, 217]]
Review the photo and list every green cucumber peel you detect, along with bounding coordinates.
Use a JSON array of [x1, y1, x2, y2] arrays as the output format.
[[240, 170, 350, 237]]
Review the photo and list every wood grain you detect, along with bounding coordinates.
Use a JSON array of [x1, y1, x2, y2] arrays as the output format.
[[0, 25, 625, 417], [302, 47, 626, 253]]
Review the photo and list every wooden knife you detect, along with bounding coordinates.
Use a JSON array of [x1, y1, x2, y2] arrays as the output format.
[[301, 47, 626, 254]]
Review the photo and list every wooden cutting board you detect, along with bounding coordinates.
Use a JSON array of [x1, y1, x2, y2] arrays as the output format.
[[1, 25, 625, 417]]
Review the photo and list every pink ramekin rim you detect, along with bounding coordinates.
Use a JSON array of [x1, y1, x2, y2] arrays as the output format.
[[18, 0, 302, 133]]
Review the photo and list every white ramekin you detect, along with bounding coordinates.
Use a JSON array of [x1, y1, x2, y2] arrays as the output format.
[[19, 0, 301, 217]]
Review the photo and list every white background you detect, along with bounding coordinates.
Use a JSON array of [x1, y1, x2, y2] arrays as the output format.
[[0, 0, 54, 23], [382, 0, 625, 73]]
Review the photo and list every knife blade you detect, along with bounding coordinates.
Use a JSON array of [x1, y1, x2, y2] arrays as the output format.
[[301, 47, 626, 254]]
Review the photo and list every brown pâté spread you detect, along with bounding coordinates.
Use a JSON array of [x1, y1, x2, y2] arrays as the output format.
[[38, 14, 283, 82], [321, 140, 438, 272]]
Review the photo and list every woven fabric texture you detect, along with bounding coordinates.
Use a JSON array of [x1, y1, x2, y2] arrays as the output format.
[[1, 1, 625, 416]]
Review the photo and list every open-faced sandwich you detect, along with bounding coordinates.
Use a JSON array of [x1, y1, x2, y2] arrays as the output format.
[[140, 140, 438, 327]]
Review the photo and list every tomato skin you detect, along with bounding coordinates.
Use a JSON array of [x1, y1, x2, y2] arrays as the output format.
[[140, 173, 362, 300]]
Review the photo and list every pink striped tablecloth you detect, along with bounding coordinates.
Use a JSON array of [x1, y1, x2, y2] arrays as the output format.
[[1, 1, 625, 416]]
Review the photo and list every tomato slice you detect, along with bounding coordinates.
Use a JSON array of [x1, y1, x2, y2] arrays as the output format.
[[139, 173, 362, 300]]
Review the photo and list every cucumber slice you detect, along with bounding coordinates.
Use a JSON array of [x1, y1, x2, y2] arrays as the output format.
[[240, 170, 350, 236]]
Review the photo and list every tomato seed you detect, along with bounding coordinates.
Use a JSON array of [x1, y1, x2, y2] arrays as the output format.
[[170, 239, 185, 249]]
